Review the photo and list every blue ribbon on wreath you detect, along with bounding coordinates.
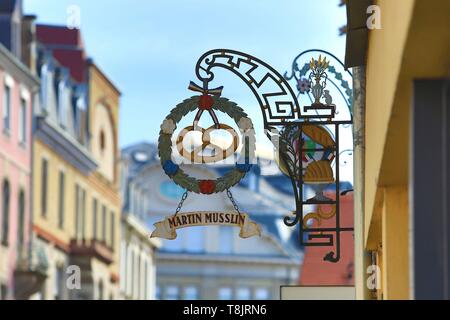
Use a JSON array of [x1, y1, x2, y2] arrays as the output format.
[[163, 160, 179, 176]]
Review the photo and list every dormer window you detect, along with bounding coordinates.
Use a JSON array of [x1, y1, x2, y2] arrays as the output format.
[[75, 96, 87, 144], [2, 84, 11, 134], [133, 151, 149, 163], [57, 80, 67, 127], [40, 64, 49, 111]]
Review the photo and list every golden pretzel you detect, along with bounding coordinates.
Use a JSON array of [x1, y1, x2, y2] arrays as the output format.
[[176, 124, 239, 163]]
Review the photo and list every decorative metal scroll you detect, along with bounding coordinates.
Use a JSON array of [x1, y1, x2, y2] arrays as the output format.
[[195, 49, 301, 125], [194, 49, 354, 263]]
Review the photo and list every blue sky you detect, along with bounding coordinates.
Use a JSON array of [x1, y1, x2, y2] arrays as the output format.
[[24, 0, 347, 150]]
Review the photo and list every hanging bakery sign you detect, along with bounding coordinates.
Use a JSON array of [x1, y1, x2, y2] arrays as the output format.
[[151, 81, 261, 239], [151, 211, 261, 240]]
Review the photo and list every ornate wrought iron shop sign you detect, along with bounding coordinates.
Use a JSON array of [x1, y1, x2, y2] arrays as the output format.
[[154, 49, 354, 263]]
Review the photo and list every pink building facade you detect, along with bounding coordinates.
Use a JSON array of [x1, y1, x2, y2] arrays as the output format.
[[0, 37, 39, 299]]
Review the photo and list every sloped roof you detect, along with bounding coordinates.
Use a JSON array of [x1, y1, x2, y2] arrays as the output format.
[[36, 24, 86, 82], [36, 24, 83, 47]]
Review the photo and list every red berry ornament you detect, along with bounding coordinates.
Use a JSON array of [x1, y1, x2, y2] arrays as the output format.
[[198, 94, 214, 110], [199, 180, 216, 194]]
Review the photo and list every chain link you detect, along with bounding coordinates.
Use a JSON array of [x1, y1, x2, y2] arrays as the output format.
[[175, 190, 240, 216], [226, 189, 241, 215], [174, 191, 189, 216]]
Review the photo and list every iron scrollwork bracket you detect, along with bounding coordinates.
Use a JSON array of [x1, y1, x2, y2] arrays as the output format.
[[193, 49, 354, 263]]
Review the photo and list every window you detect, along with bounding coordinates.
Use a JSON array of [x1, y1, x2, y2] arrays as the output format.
[[76, 98, 86, 143], [236, 287, 251, 300], [58, 171, 65, 229], [2, 179, 10, 246], [165, 286, 179, 300], [75, 185, 86, 239], [183, 286, 199, 300], [130, 250, 134, 296], [101, 205, 107, 243], [54, 266, 64, 300], [120, 243, 127, 293], [81, 189, 86, 239], [75, 185, 80, 237], [40, 64, 48, 110], [18, 190, 25, 246], [143, 261, 148, 300], [110, 211, 115, 249], [254, 288, 270, 300], [75, 184, 80, 239], [19, 98, 26, 144], [100, 130, 105, 152], [218, 287, 232, 300], [57, 81, 67, 127], [92, 198, 98, 239], [135, 253, 140, 298], [3, 85, 11, 133], [41, 159, 48, 217]]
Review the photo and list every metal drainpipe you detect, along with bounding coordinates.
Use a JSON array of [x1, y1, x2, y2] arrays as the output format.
[[352, 66, 371, 299]]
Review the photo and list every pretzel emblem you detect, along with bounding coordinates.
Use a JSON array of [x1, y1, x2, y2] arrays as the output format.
[[176, 124, 239, 163]]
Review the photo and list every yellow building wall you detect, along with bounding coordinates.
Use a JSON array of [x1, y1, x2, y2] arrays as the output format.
[[361, 0, 450, 299], [381, 187, 409, 299], [33, 138, 78, 247], [364, 0, 415, 248], [88, 64, 120, 187], [87, 63, 121, 283], [33, 139, 121, 257], [33, 62, 122, 295]]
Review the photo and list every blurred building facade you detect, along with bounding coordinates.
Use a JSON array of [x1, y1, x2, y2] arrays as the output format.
[[0, 0, 123, 299], [120, 148, 160, 299], [345, 0, 450, 299], [0, 0, 39, 300], [29, 24, 121, 300], [84, 60, 122, 299], [31, 24, 95, 300], [121, 142, 302, 300]]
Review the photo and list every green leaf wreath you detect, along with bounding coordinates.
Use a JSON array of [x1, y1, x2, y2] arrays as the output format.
[[158, 95, 256, 194]]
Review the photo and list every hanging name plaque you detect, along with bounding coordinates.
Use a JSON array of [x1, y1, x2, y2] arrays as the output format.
[[151, 211, 261, 240]]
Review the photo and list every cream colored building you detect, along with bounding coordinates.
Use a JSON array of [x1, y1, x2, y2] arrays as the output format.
[[119, 146, 161, 300]]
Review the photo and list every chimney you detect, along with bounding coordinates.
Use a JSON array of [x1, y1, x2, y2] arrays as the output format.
[[0, 0, 22, 59], [21, 14, 37, 74]]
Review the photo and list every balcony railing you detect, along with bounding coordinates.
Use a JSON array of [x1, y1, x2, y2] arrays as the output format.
[[69, 239, 114, 264], [15, 242, 49, 275], [14, 242, 49, 299]]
